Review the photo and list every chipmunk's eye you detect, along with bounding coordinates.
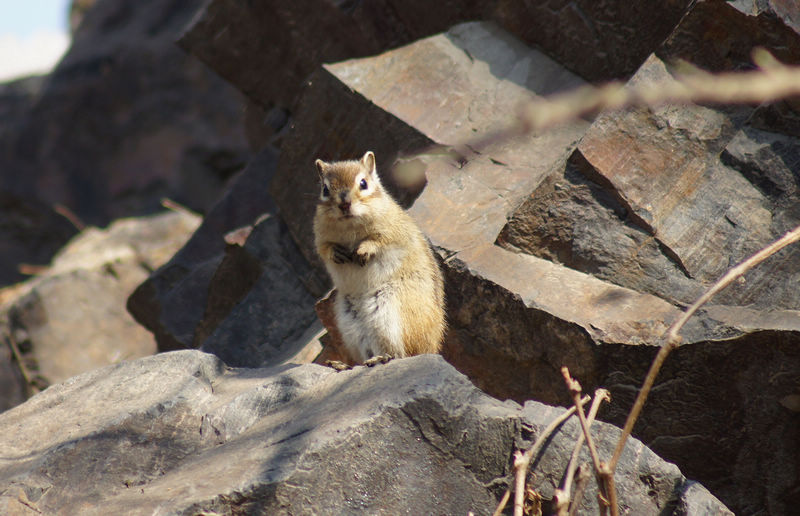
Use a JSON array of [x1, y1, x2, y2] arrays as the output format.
[[359, 178, 368, 190], [322, 184, 330, 198]]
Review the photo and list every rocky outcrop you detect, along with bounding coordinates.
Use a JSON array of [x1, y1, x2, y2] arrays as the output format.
[[0, 210, 199, 411], [0, 351, 730, 515], [166, 0, 800, 511]]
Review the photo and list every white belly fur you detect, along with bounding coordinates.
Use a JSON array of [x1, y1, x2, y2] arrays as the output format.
[[329, 245, 407, 362], [334, 286, 405, 362]]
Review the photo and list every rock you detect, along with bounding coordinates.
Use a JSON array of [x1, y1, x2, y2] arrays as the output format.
[[69, 0, 98, 33], [0, 0, 249, 228], [0, 351, 730, 514], [178, 0, 484, 109], [661, 0, 800, 71], [258, 18, 800, 513], [0, 73, 78, 289], [179, 0, 697, 116], [196, 214, 321, 367], [500, 53, 800, 310], [272, 21, 588, 270], [0, 76, 45, 140], [0, 192, 78, 287], [490, 0, 693, 80], [0, 339, 26, 413], [0, 210, 200, 411], [128, 148, 323, 367]]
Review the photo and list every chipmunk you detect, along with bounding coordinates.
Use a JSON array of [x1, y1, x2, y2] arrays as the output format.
[[313, 151, 445, 364]]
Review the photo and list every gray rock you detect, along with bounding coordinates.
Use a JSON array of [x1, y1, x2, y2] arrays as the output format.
[[489, 0, 693, 80], [179, 0, 697, 114], [661, 0, 800, 71], [178, 0, 484, 109], [198, 215, 320, 367], [128, 148, 281, 352], [0, 192, 77, 287], [128, 148, 322, 366], [0, 210, 200, 411], [0, 351, 730, 515], [502, 54, 800, 310]]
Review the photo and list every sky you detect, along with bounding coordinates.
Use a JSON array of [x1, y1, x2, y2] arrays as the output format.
[[0, 0, 72, 82]]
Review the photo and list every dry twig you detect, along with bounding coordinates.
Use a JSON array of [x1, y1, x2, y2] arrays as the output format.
[[568, 465, 593, 516], [518, 49, 800, 133], [492, 394, 590, 516], [553, 388, 611, 515], [3, 331, 38, 397], [561, 368, 617, 516]]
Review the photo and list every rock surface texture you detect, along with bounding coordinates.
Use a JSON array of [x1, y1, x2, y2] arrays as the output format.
[[169, 1, 800, 513], [0, 351, 730, 515], [0, 210, 199, 411]]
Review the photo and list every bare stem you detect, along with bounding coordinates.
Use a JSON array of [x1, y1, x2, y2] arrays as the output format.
[[4, 332, 36, 396], [561, 367, 617, 516], [513, 451, 526, 516], [492, 395, 591, 516], [562, 368, 603, 473], [553, 389, 611, 515], [608, 223, 800, 472]]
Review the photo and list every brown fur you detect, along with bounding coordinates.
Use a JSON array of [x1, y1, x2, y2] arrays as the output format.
[[313, 151, 445, 362]]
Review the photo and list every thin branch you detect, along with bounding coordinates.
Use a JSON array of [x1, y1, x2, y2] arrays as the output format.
[[518, 49, 800, 133], [561, 369, 602, 473], [53, 203, 85, 231], [607, 223, 800, 472], [553, 389, 611, 515], [561, 367, 618, 516], [513, 451, 526, 516], [4, 332, 37, 396], [492, 395, 591, 516], [492, 489, 510, 516], [161, 197, 198, 218]]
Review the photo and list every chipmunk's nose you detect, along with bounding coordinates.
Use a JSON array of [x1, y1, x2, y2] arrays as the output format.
[[338, 192, 351, 213]]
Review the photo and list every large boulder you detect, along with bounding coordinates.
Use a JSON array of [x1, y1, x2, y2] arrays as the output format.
[[0, 351, 730, 514], [0, 210, 199, 412], [262, 16, 800, 515], [137, 0, 800, 513]]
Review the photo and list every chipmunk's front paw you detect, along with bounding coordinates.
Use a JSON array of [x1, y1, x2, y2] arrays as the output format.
[[355, 240, 379, 266], [331, 244, 353, 264], [325, 360, 352, 371], [363, 355, 393, 367]]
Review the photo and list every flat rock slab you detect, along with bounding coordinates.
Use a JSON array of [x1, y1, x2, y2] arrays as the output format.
[[179, 0, 698, 114], [500, 54, 800, 310], [0, 351, 729, 515]]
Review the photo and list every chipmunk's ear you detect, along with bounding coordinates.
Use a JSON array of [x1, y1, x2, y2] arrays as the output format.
[[361, 151, 376, 176], [314, 159, 327, 177]]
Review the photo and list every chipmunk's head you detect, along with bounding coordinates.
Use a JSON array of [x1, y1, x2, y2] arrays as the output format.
[[315, 151, 384, 220]]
